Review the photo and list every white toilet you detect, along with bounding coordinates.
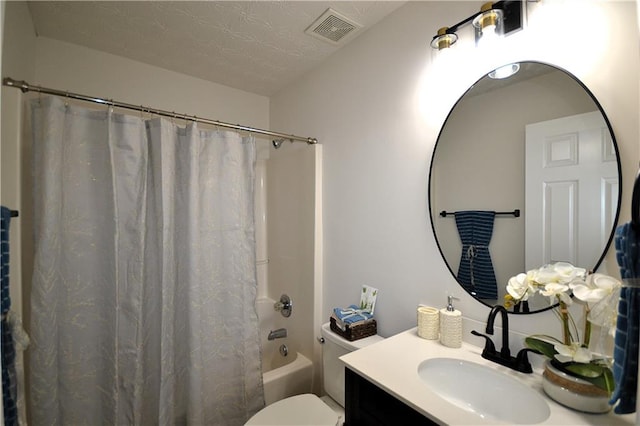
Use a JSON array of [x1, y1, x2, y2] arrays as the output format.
[[245, 322, 384, 425]]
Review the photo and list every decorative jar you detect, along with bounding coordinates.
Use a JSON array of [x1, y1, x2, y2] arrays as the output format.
[[542, 360, 611, 414]]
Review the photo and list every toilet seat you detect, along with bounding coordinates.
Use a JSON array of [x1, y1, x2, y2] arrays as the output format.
[[245, 393, 340, 426]]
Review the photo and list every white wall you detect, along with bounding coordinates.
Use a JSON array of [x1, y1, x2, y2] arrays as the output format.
[[271, 1, 640, 341], [33, 38, 269, 128], [1, 2, 37, 424], [1, 0, 35, 323]]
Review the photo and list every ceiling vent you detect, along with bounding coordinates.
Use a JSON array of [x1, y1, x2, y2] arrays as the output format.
[[305, 8, 362, 45]]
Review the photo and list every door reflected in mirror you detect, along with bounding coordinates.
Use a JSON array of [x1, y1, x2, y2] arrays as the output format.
[[428, 61, 621, 314]]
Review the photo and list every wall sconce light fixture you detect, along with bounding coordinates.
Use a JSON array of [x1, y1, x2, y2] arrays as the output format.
[[430, 1, 523, 50], [472, 3, 504, 45], [430, 27, 458, 50]]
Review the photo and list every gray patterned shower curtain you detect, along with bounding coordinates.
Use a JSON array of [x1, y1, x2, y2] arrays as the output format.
[[29, 96, 264, 425]]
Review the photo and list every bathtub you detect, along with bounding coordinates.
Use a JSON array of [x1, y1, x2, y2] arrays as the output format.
[[262, 351, 313, 405], [256, 297, 313, 405]]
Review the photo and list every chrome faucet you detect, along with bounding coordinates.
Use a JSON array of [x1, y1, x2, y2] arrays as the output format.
[[471, 305, 539, 374], [268, 328, 287, 340]]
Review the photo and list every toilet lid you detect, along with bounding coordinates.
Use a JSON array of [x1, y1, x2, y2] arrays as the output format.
[[245, 393, 340, 426]]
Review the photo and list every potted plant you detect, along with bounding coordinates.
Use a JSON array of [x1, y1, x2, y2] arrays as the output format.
[[505, 262, 621, 413]]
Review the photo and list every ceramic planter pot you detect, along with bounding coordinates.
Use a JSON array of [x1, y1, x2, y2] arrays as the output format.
[[542, 360, 611, 414]]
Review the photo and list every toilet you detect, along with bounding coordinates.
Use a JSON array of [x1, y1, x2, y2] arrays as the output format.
[[245, 322, 384, 425]]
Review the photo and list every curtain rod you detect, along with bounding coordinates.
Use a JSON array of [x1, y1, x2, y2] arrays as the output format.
[[2, 77, 318, 145]]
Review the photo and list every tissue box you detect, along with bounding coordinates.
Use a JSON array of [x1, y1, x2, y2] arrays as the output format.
[[330, 317, 377, 341]]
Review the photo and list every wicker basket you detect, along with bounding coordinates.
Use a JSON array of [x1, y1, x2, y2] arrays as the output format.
[[330, 317, 377, 341]]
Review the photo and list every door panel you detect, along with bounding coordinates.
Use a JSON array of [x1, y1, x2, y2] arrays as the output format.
[[525, 111, 618, 270]]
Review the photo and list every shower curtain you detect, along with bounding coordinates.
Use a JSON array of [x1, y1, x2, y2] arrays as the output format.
[[29, 96, 264, 425]]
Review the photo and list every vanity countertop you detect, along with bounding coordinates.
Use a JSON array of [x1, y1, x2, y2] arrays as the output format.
[[340, 327, 636, 425]]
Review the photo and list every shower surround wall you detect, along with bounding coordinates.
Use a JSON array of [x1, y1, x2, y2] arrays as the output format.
[[265, 144, 321, 394], [255, 145, 321, 398]]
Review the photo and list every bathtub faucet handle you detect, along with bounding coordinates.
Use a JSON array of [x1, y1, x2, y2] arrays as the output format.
[[274, 294, 292, 318]]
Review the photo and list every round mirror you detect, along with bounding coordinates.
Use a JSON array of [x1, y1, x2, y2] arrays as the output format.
[[429, 61, 621, 314]]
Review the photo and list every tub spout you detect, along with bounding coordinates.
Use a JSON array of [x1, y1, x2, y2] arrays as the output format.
[[268, 328, 287, 340]]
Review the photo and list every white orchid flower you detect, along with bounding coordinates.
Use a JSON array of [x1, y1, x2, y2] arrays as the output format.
[[505, 262, 585, 304], [535, 262, 586, 285], [540, 283, 572, 305], [506, 273, 534, 301], [570, 273, 621, 304], [552, 262, 587, 284], [506, 262, 619, 387], [530, 265, 557, 284], [554, 342, 593, 363], [570, 273, 622, 334]]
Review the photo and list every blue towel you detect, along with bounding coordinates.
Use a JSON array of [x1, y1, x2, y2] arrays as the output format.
[[1, 207, 11, 315], [1, 318, 16, 426], [610, 222, 640, 414], [454, 211, 498, 299], [333, 305, 373, 324], [0, 206, 17, 426]]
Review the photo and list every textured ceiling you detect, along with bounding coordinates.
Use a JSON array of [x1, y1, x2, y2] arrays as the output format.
[[27, 1, 405, 96]]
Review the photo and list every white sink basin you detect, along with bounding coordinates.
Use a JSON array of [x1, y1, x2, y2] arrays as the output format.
[[417, 357, 550, 424]]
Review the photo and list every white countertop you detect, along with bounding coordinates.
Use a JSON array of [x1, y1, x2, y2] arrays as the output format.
[[340, 327, 636, 425]]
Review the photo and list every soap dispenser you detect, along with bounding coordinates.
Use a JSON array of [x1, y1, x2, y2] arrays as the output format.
[[439, 296, 462, 348]]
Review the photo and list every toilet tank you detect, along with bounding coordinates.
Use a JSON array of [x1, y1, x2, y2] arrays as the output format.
[[320, 323, 384, 407]]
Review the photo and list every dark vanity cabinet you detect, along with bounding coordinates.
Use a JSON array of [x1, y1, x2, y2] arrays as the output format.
[[344, 368, 438, 426]]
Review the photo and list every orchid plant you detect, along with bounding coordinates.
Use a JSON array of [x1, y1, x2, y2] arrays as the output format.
[[505, 262, 621, 395]]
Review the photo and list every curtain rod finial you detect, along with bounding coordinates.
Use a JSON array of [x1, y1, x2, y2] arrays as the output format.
[[2, 77, 30, 93]]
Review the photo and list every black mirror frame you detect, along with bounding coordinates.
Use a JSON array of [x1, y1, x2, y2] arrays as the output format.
[[427, 60, 623, 315]]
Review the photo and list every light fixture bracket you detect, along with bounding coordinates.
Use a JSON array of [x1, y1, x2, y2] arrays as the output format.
[[429, 0, 523, 50], [500, 0, 524, 36]]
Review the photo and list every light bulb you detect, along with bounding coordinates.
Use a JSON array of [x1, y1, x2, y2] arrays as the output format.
[[472, 3, 504, 47], [488, 63, 520, 79]]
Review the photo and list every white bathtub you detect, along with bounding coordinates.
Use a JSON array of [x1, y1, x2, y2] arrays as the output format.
[[256, 297, 313, 405], [263, 351, 313, 405]]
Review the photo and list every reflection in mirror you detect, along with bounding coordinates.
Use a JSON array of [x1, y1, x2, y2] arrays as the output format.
[[429, 62, 621, 314]]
